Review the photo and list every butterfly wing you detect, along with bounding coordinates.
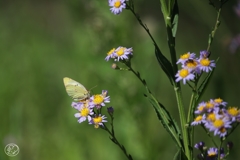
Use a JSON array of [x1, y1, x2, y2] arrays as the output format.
[[63, 77, 90, 101]]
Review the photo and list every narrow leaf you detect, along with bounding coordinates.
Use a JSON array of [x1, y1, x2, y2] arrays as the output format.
[[155, 45, 175, 85], [171, 1, 179, 38], [145, 94, 183, 149], [173, 148, 188, 160]]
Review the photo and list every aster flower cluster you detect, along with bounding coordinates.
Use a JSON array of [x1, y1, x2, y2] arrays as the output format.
[[191, 98, 240, 137], [71, 90, 111, 128], [194, 141, 233, 160], [175, 50, 216, 84], [105, 46, 133, 62], [109, 0, 127, 15]]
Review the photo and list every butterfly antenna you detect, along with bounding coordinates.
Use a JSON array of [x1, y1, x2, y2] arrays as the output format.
[[89, 85, 98, 91]]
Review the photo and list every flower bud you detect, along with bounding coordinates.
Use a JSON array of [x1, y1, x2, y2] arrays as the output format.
[[107, 106, 114, 115], [227, 141, 233, 150], [111, 63, 119, 70]]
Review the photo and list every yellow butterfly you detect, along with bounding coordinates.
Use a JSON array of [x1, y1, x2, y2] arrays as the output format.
[[63, 77, 90, 101]]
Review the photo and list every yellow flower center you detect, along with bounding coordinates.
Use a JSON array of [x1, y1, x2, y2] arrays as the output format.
[[185, 60, 198, 69], [200, 58, 210, 66], [116, 47, 125, 56], [93, 116, 102, 123], [213, 119, 224, 128], [179, 69, 189, 78], [93, 116, 103, 128], [207, 113, 216, 122], [80, 107, 90, 117], [195, 115, 203, 122], [180, 53, 190, 59], [107, 48, 115, 56], [206, 102, 214, 109], [214, 98, 223, 104], [208, 151, 217, 157], [228, 107, 239, 116], [114, 1, 121, 8], [198, 105, 205, 112], [93, 94, 104, 104]]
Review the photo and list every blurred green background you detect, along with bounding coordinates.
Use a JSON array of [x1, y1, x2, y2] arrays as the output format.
[[1, 0, 240, 160]]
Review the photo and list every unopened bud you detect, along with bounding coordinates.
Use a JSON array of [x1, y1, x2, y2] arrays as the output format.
[[111, 63, 119, 70], [227, 141, 233, 150], [107, 106, 114, 115]]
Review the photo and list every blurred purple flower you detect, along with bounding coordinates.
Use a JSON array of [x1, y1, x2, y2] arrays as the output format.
[[234, 1, 240, 18], [229, 34, 240, 54]]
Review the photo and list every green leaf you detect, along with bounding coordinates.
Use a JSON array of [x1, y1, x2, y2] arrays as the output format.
[[155, 45, 175, 85], [159, 0, 169, 23], [171, 1, 179, 38], [145, 93, 183, 149], [208, 33, 213, 46], [173, 149, 188, 160], [159, 0, 179, 81]]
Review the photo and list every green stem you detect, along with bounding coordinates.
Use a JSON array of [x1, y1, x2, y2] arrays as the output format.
[[127, 4, 160, 53], [126, 63, 183, 149], [201, 124, 218, 147], [160, 1, 191, 157], [187, 93, 195, 128], [207, 0, 228, 51], [206, 6, 222, 52], [174, 86, 190, 160], [165, 20, 178, 74], [218, 139, 223, 160], [128, 1, 190, 159], [226, 123, 239, 138], [102, 123, 133, 160], [187, 92, 195, 153]]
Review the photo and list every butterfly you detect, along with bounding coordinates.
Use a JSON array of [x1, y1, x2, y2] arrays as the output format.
[[63, 77, 90, 101]]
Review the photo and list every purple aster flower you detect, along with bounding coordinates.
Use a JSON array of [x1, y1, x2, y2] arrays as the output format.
[[71, 101, 83, 110], [72, 100, 93, 110], [198, 57, 216, 73], [89, 90, 110, 109], [194, 141, 205, 150], [71, 100, 94, 123], [182, 59, 200, 74], [200, 50, 211, 58], [113, 46, 133, 61], [212, 98, 228, 107], [203, 109, 224, 126], [194, 102, 206, 114], [109, 0, 126, 15], [205, 117, 232, 137], [175, 68, 195, 84], [89, 114, 107, 128], [176, 52, 196, 64], [191, 114, 206, 126], [225, 106, 240, 122], [101, 90, 109, 97], [105, 48, 116, 61], [74, 105, 94, 123], [205, 100, 217, 113], [207, 147, 218, 159]]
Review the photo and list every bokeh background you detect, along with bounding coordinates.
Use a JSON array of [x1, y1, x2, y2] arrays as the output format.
[[1, 0, 240, 160]]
